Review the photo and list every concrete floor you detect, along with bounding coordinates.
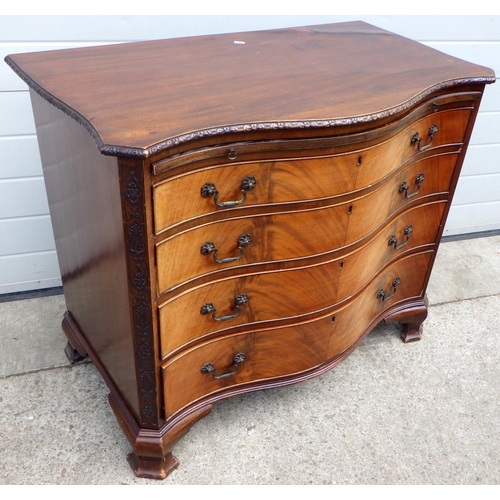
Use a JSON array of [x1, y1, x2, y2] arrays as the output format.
[[0, 235, 499, 485]]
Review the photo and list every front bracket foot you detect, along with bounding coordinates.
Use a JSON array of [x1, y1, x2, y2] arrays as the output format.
[[127, 451, 179, 480], [108, 390, 213, 479], [402, 322, 424, 343], [384, 295, 429, 344]]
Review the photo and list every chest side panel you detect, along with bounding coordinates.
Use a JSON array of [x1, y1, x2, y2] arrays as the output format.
[[29, 90, 140, 419]]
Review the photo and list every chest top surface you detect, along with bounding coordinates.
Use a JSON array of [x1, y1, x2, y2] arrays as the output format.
[[5, 21, 495, 157]]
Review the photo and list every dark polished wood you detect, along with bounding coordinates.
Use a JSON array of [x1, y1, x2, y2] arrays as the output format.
[[6, 21, 494, 479]]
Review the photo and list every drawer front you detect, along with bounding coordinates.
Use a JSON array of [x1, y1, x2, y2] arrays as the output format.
[[161, 251, 433, 417], [159, 258, 344, 358], [156, 152, 457, 293], [153, 108, 470, 233], [158, 201, 446, 357], [156, 204, 350, 293], [153, 155, 358, 234]]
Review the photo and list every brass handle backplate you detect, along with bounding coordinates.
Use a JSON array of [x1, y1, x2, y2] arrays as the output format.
[[377, 277, 401, 302], [388, 225, 413, 250], [201, 233, 252, 264], [200, 293, 250, 322], [201, 353, 247, 380], [411, 123, 438, 152], [201, 175, 257, 207], [399, 173, 424, 199]]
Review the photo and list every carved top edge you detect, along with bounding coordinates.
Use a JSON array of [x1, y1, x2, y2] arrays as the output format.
[[6, 55, 494, 159]]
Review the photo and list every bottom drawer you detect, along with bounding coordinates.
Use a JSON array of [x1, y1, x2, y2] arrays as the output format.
[[161, 250, 433, 417]]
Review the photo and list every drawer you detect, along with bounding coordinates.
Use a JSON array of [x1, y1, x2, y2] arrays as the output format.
[[152, 108, 471, 233], [337, 200, 446, 300], [155, 204, 350, 293], [159, 258, 344, 358], [155, 152, 458, 293], [161, 250, 433, 417], [158, 201, 446, 357]]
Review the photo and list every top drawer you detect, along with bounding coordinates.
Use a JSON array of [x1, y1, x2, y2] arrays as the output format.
[[152, 107, 472, 234]]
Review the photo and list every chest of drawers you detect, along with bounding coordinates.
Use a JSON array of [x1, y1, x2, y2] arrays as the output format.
[[6, 21, 495, 479]]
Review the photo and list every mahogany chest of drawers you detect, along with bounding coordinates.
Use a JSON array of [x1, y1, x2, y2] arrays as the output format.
[[6, 21, 495, 479]]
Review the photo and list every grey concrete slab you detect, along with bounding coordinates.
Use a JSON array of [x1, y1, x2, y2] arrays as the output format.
[[427, 235, 500, 305], [0, 294, 69, 377], [0, 294, 499, 484]]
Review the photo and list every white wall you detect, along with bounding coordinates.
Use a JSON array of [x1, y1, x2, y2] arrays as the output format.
[[1, 15, 499, 294]]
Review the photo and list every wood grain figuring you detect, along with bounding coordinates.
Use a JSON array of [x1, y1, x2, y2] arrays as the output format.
[[153, 108, 471, 233], [155, 151, 458, 294], [155, 204, 350, 293], [7, 21, 494, 479], [345, 152, 459, 245], [158, 201, 446, 358], [325, 251, 433, 358], [336, 200, 446, 300], [162, 250, 433, 417], [162, 318, 330, 417], [353, 108, 471, 189]]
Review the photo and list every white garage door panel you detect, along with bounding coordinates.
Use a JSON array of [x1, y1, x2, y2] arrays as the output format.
[[0, 177, 49, 218], [469, 112, 500, 146], [0, 251, 61, 295], [0, 15, 326, 43], [384, 16, 500, 41], [2, 15, 499, 44], [426, 41, 500, 72], [0, 92, 36, 136], [462, 144, 500, 176], [453, 173, 500, 206], [0, 216, 55, 256], [0, 136, 42, 179], [475, 87, 500, 114], [445, 200, 500, 236]]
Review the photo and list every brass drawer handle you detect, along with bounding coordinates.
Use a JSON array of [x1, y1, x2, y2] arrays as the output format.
[[388, 225, 413, 250], [411, 123, 438, 152], [200, 293, 250, 322], [201, 175, 257, 207], [399, 173, 424, 199], [377, 277, 401, 302], [201, 234, 252, 264], [201, 353, 247, 380]]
